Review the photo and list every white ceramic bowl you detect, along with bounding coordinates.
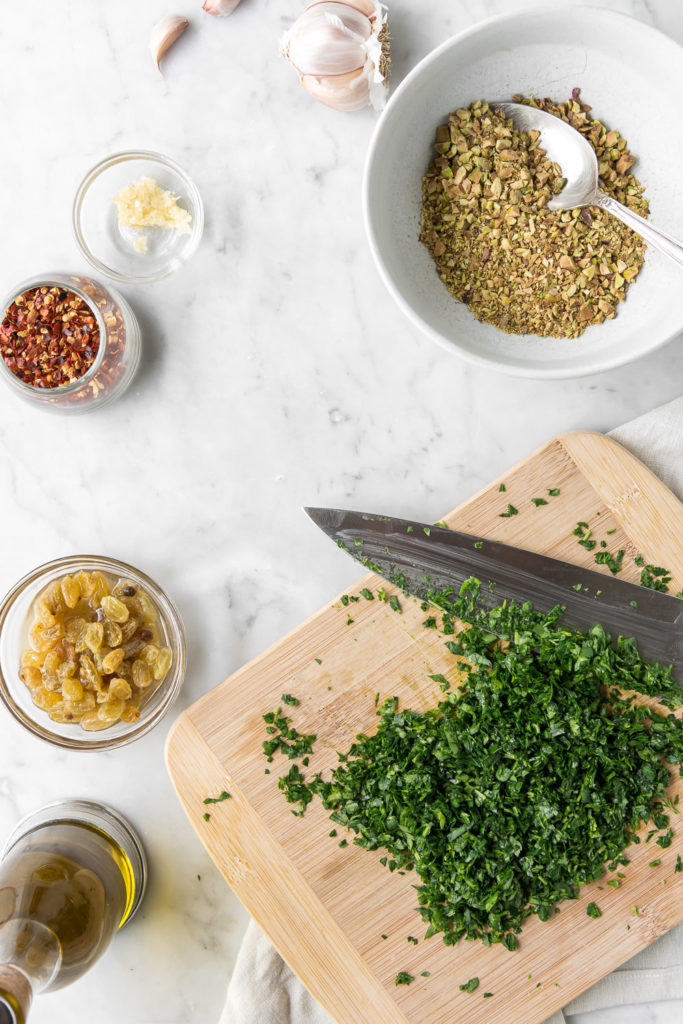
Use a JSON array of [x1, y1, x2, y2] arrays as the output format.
[[364, 6, 683, 378]]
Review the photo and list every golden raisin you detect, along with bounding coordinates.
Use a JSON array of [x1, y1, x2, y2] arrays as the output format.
[[101, 596, 129, 623], [103, 620, 122, 647], [61, 575, 81, 609], [62, 678, 84, 702], [89, 572, 108, 607], [120, 617, 138, 642], [75, 571, 95, 599], [33, 689, 62, 711], [80, 710, 113, 732], [21, 649, 45, 669], [19, 666, 43, 690], [109, 677, 132, 702], [34, 599, 56, 628], [132, 660, 152, 689], [43, 649, 63, 676], [101, 648, 125, 675], [41, 580, 65, 615], [79, 654, 101, 691], [65, 616, 87, 643], [141, 644, 160, 666], [153, 647, 172, 681], [83, 622, 104, 653]]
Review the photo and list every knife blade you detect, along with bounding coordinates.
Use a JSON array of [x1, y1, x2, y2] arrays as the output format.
[[304, 506, 683, 672]]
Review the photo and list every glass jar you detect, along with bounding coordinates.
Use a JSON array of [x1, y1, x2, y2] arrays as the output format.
[[0, 273, 140, 413], [0, 555, 186, 751], [0, 799, 146, 1021]]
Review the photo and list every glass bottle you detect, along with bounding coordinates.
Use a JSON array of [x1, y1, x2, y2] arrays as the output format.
[[0, 800, 146, 1022]]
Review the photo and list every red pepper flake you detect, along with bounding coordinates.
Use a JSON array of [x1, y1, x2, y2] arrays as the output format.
[[1, 286, 101, 388]]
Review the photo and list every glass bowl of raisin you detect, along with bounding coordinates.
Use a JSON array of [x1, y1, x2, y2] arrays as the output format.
[[0, 555, 186, 750]]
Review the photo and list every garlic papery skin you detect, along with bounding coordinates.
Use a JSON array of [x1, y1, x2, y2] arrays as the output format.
[[281, 1, 390, 112], [202, 0, 242, 14], [150, 15, 189, 71]]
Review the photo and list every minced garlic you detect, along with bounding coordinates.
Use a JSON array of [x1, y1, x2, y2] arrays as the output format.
[[111, 176, 191, 236]]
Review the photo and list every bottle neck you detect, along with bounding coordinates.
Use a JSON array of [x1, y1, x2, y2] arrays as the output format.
[[0, 965, 32, 1024]]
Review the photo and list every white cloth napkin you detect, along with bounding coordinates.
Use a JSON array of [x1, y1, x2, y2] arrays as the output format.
[[221, 396, 683, 1024]]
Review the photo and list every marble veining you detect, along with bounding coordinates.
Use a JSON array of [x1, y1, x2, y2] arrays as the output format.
[[0, 1, 681, 1022]]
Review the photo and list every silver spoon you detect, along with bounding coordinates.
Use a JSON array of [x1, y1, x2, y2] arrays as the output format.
[[492, 102, 683, 269]]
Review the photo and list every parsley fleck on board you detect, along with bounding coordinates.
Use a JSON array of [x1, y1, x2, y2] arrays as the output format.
[[459, 977, 480, 993]]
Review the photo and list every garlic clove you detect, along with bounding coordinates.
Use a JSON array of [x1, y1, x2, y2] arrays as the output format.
[[150, 15, 189, 71], [301, 67, 370, 113], [283, 3, 372, 78], [307, 0, 377, 18], [202, 0, 242, 14]]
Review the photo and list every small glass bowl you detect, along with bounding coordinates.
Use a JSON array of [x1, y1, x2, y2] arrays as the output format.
[[73, 150, 204, 284], [0, 272, 140, 413], [0, 555, 186, 751]]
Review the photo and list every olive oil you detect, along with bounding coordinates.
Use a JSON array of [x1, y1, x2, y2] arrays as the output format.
[[0, 801, 146, 1021]]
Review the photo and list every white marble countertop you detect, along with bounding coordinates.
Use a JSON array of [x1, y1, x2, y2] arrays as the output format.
[[0, 1, 681, 1022]]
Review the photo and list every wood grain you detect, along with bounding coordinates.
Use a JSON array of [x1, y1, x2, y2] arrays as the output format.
[[166, 432, 683, 1024]]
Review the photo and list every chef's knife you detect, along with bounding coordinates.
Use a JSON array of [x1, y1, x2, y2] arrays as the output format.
[[304, 507, 683, 671]]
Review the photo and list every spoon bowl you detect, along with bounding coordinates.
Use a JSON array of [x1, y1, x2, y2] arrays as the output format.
[[492, 101, 683, 267]]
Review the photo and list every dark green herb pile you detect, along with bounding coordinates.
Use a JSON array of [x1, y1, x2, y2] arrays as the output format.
[[265, 579, 683, 951]]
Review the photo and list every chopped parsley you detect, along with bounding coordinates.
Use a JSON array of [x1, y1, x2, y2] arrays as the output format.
[[474, 540, 483, 549], [547, 488, 560, 496], [395, 972, 414, 986], [266, 577, 683, 951], [360, 588, 374, 600], [594, 548, 625, 575], [203, 790, 231, 804], [498, 483, 506, 492], [586, 902, 602, 918], [531, 497, 548, 507], [459, 977, 479, 993], [281, 694, 299, 706], [640, 564, 671, 593], [407, 936, 418, 945], [389, 595, 401, 613], [499, 504, 518, 518]]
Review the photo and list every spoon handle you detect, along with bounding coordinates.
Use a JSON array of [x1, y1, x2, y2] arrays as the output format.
[[595, 192, 683, 269]]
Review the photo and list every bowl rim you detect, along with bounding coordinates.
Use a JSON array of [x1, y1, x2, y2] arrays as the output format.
[[0, 554, 186, 751], [362, 4, 683, 380], [72, 149, 204, 285]]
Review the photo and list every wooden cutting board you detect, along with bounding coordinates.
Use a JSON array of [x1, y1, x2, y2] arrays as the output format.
[[166, 431, 683, 1024]]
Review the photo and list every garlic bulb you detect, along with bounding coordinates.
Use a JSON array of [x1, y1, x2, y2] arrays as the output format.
[[281, 1, 390, 112], [150, 15, 189, 70], [202, 0, 242, 14]]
